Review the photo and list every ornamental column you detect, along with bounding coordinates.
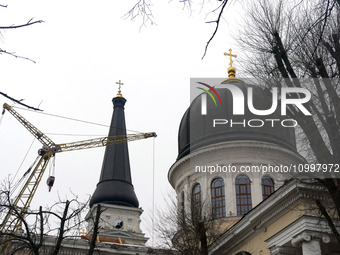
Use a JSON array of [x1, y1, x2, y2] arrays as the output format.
[[291, 231, 330, 255]]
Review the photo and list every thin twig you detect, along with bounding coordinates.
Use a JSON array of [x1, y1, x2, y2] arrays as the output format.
[[0, 49, 36, 63], [201, 0, 229, 59], [0, 19, 44, 30], [123, 0, 156, 31]]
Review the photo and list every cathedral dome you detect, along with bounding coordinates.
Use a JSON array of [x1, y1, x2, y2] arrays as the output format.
[[177, 80, 297, 160]]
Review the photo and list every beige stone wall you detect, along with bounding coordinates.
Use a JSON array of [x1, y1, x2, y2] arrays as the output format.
[[232, 204, 306, 255]]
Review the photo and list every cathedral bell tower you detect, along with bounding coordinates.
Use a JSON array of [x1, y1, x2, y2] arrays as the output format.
[[86, 80, 147, 245]]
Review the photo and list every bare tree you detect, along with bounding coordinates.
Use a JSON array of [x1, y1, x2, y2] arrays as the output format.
[[0, 180, 89, 255], [85, 204, 103, 255], [0, 5, 43, 63], [153, 193, 224, 255], [125, 0, 340, 59], [46, 197, 88, 255], [0, 187, 43, 255], [123, 0, 230, 59], [235, 0, 340, 243]]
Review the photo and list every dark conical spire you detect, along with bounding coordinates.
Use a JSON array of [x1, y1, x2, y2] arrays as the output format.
[[90, 95, 139, 208]]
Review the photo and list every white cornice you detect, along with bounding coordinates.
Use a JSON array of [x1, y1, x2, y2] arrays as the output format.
[[266, 215, 333, 248], [168, 140, 305, 188], [208, 180, 330, 254]]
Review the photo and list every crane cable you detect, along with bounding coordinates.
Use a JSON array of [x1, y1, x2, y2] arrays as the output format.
[[12, 106, 141, 133], [11, 138, 36, 183], [12, 154, 40, 194], [0, 108, 4, 127], [152, 137, 155, 247], [49, 156, 55, 177], [0, 109, 38, 194]]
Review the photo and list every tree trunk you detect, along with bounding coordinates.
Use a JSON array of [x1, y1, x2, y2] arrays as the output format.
[[88, 204, 101, 255], [52, 200, 70, 255]]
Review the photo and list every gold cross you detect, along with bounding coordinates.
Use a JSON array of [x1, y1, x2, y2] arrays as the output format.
[[116, 80, 124, 97], [80, 229, 87, 236], [224, 49, 237, 67]]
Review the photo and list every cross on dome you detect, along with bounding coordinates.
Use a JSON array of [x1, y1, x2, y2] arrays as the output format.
[[116, 80, 124, 97], [224, 49, 237, 67], [80, 229, 87, 236], [224, 49, 238, 78]]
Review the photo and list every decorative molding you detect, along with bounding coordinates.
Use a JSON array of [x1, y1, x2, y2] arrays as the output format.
[[291, 231, 330, 247], [266, 215, 335, 249], [209, 181, 335, 255], [168, 140, 305, 187], [270, 246, 301, 255]]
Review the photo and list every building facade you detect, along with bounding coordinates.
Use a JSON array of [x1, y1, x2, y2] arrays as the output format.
[[168, 67, 340, 254]]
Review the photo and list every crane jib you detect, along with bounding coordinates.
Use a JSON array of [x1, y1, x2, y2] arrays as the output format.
[[1, 102, 157, 245]]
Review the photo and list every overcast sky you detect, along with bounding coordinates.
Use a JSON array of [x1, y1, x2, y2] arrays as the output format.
[[0, 0, 243, 245]]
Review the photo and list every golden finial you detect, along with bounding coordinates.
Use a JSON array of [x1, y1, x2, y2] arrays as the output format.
[[224, 49, 237, 78], [116, 80, 124, 97], [80, 229, 87, 236]]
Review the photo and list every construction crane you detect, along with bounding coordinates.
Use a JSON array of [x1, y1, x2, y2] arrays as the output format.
[[0, 103, 156, 237]]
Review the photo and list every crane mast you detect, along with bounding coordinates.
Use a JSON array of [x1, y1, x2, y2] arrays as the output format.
[[1, 152, 53, 235], [0, 103, 156, 241]]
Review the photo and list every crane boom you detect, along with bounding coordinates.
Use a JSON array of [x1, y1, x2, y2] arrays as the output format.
[[3, 103, 55, 147], [0, 103, 156, 240], [56, 132, 156, 153]]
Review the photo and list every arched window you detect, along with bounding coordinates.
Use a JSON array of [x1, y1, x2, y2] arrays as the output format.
[[211, 178, 226, 218], [262, 177, 274, 199], [235, 252, 252, 255], [235, 175, 252, 215], [192, 184, 201, 210]]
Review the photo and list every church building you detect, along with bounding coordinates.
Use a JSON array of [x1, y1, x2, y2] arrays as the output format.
[[37, 83, 160, 254], [5, 53, 339, 255], [86, 81, 147, 246], [168, 51, 340, 255]]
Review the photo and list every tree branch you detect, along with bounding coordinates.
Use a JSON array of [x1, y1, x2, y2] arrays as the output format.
[[201, 0, 229, 59], [0, 92, 43, 111], [315, 199, 340, 244], [0, 19, 44, 30], [123, 0, 155, 31], [88, 204, 102, 255], [0, 49, 37, 63], [52, 200, 70, 255]]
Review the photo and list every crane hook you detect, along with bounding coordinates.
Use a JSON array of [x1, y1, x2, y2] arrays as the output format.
[[47, 157, 56, 192], [46, 176, 55, 192]]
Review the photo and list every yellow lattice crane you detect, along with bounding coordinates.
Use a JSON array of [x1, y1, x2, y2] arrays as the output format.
[[0, 103, 156, 237]]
